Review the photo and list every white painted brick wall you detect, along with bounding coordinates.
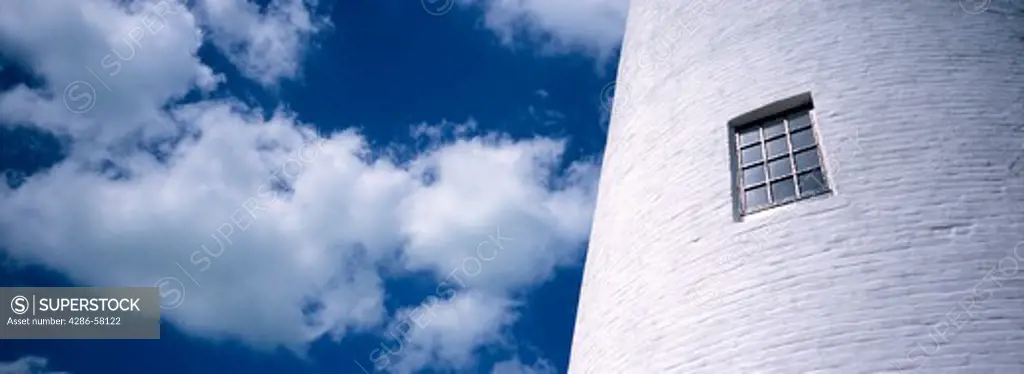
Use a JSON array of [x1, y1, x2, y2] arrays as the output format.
[[570, 0, 1024, 372]]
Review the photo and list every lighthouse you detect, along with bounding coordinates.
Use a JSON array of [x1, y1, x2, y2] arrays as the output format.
[[570, 0, 1024, 372]]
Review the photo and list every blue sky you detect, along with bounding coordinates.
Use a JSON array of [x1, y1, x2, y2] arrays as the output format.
[[0, 0, 629, 373]]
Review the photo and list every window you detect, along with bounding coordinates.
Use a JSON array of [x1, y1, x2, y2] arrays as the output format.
[[731, 96, 829, 216]]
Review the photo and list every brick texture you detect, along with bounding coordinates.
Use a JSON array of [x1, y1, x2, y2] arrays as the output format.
[[569, 0, 1024, 373]]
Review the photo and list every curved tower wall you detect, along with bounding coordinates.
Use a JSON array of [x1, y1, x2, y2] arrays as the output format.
[[571, 0, 1024, 372]]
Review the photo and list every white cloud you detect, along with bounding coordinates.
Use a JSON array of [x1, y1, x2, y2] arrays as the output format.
[[0, 0, 217, 148], [374, 292, 520, 374], [0, 0, 597, 371], [491, 356, 556, 374], [459, 0, 630, 61], [0, 104, 596, 353], [0, 357, 66, 374], [192, 0, 331, 86], [398, 136, 596, 293]]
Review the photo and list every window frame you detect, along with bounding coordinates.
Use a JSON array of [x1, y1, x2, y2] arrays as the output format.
[[728, 93, 831, 220]]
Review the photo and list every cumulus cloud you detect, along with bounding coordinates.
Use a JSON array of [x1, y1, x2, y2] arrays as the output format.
[[0, 0, 596, 371], [372, 292, 520, 374], [459, 0, 630, 61], [0, 106, 596, 351], [0, 356, 66, 374], [491, 356, 556, 374], [192, 0, 331, 85], [0, 0, 218, 148]]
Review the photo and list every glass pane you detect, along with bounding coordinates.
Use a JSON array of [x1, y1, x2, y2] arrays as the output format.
[[766, 137, 789, 158], [742, 164, 766, 186], [738, 128, 760, 147], [794, 148, 820, 171], [788, 112, 812, 130], [763, 120, 785, 139], [791, 128, 816, 150], [799, 169, 828, 195], [740, 144, 763, 164], [771, 178, 796, 202], [745, 185, 769, 211], [768, 157, 792, 179]]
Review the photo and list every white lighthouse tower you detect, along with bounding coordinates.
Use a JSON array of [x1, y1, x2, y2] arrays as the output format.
[[570, 0, 1024, 372]]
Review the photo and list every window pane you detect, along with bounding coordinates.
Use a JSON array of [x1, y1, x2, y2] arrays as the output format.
[[798, 169, 828, 195], [766, 137, 789, 158], [740, 144, 763, 164], [768, 157, 792, 179], [745, 185, 769, 210], [794, 148, 820, 171], [738, 128, 760, 147], [770, 178, 796, 202], [788, 112, 812, 131], [791, 128, 816, 150], [763, 120, 785, 139], [742, 164, 766, 186]]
